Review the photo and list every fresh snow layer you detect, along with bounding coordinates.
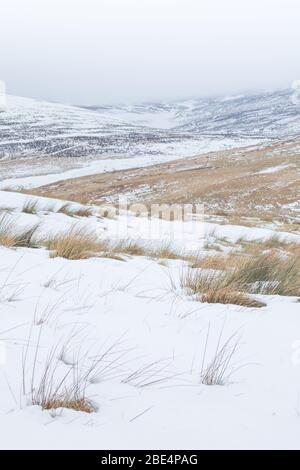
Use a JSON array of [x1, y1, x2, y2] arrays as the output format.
[[0, 191, 300, 449]]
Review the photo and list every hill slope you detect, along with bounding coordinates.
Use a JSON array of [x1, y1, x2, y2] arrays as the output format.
[[1, 86, 299, 162]]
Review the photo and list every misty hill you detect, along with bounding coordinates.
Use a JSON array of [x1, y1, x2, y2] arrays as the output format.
[[0, 87, 299, 160], [88, 87, 300, 138]]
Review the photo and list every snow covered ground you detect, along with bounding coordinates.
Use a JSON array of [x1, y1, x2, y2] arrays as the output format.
[[0, 190, 300, 449]]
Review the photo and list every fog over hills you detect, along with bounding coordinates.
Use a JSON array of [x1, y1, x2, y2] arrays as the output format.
[[0, 86, 299, 160], [87, 86, 300, 138]]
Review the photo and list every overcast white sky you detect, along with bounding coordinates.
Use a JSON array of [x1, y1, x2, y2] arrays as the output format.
[[1, 0, 300, 104]]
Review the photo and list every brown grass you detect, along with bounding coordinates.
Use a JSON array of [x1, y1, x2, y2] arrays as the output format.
[[43, 228, 155, 261], [57, 203, 76, 216], [182, 267, 266, 308], [28, 139, 300, 229], [240, 236, 300, 257], [44, 225, 103, 260], [0, 214, 40, 248], [181, 249, 300, 306], [57, 203, 93, 217], [103, 239, 200, 262], [229, 251, 300, 296], [202, 287, 266, 308], [22, 199, 39, 214], [71, 207, 93, 217], [110, 239, 147, 257], [38, 397, 95, 413], [192, 254, 228, 270]]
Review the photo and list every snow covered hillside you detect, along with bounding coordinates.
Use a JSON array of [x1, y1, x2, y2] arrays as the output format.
[[1, 85, 300, 164], [86, 86, 300, 138], [0, 95, 253, 162], [0, 190, 299, 449]]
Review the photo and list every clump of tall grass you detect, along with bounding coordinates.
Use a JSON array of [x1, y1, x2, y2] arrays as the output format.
[[22, 199, 39, 214], [22, 329, 98, 413], [181, 267, 249, 307], [0, 214, 40, 248], [202, 287, 265, 308], [181, 250, 300, 306], [57, 203, 76, 217], [181, 267, 265, 308], [43, 227, 146, 261], [40, 397, 95, 413], [190, 254, 228, 270], [23, 329, 149, 413], [72, 207, 93, 217], [57, 203, 93, 218], [110, 239, 147, 257], [240, 236, 300, 256], [228, 252, 300, 296], [43, 225, 104, 260], [200, 325, 241, 385]]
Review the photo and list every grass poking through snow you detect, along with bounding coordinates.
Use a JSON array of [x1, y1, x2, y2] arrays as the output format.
[[0, 214, 40, 248], [22, 199, 39, 214], [43, 225, 103, 260], [181, 250, 300, 306], [57, 203, 93, 218]]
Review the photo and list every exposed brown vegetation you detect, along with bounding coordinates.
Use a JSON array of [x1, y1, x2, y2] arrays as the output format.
[[57, 203, 93, 218], [28, 139, 300, 229], [22, 199, 39, 214], [0, 214, 40, 248], [181, 249, 300, 306], [43, 225, 103, 260], [202, 288, 266, 308], [229, 251, 300, 296], [37, 397, 95, 413], [240, 236, 300, 257], [192, 254, 228, 270]]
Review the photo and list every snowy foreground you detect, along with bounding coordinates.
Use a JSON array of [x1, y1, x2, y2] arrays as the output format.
[[0, 190, 300, 450]]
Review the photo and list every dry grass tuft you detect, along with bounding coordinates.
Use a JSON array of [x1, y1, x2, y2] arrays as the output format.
[[200, 325, 241, 385], [22, 199, 39, 214], [57, 203, 76, 217], [239, 236, 300, 257], [37, 397, 95, 413], [57, 203, 93, 218], [181, 249, 300, 306], [97, 206, 117, 219], [72, 207, 93, 217], [192, 254, 228, 270], [259, 235, 287, 250], [202, 287, 266, 308], [182, 268, 223, 295], [149, 243, 182, 260], [101, 239, 185, 260], [229, 252, 300, 296], [0, 214, 40, 248], [181, 266, 265, 308], [44, 225, 103, 260], [43, 228, 153, 261], [110, 239, 147, 257], [22, 327, 101, 414]]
